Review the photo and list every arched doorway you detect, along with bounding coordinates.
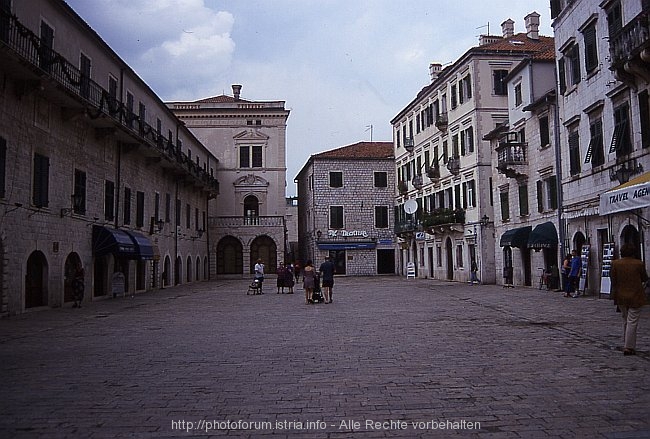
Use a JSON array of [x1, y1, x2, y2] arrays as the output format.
[[244, 195, 259, 224], [621, 225, 641, 259], [64, 252, 82, 303], [196, 256, 201, 281], [503, 247, 513, 285], [217, 236, 243, 275], [163, 256, 171, 287], [175, 256, 182, 285], [26, 251, 48, 308], [203, 256, 208, 280], [572, 231, 587, 255], [445, 237, 453, 280], [250, 235, 277, 275], [186, 256, 192, 282]]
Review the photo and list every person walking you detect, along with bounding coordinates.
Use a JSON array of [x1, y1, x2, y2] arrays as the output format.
[[569, 250, 581, 297], [469, 259, 480, 285], [319, 256, 336, 303], [254, 259, 265, 294], [562, 253, 572, 297], [285, 264, 295, 294], [302, 260, 316, 304], [276, 262, 286, 294], [72, 262, 85, 308], [610, 243, 648, 356]]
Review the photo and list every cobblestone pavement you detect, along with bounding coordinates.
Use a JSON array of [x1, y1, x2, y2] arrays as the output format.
[[1, 277, 649, 438]]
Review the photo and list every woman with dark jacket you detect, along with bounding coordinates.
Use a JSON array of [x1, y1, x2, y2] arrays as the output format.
[[610, 244, 648, 356]]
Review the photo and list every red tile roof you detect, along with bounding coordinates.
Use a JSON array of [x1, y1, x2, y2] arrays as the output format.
[[314, 141, 394, 160], [478, 33, 555, 55]]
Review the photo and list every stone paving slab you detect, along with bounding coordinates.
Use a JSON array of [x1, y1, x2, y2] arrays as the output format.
[[0, 277, 649, 438]]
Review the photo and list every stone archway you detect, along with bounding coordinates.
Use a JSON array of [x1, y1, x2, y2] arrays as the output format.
[[250, 235, 277, 275], [217, 236, 243, 275], [63, 252, 82, 303], [26, 251, 48, 308]]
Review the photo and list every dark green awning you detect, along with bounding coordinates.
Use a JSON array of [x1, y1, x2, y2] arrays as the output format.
[[499, 226, 532, 248], [527, 221, 558, 249]]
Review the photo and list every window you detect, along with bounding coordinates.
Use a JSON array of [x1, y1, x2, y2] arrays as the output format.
[[582, 21, 598, 74], [73, 169, 86, 215], [104, 180, 115, 221], [375, 206, 389, 228], [461, 127, 474, 154], [126, 91, 134, 129], [33, 153, 49, 208], [518, 184, 529, 216], [79, 53, 91, 99], [437, 246, 442, 267], [459, 74, 472, 103], [329, 206, 343, 229], [539, 115, 550, 147], [136, 191, 145, 227], [611, 103, 632, 156], [0, 136, 6, 198], [467, 180, 476, 208], [500, 191, 510, 221], [537, 177, 558, 212], [175, 198, 181, 225], [108, 75, 118, 111], [640, 91, 650, 149], [559, 42, 581, 93], [195, 207, 199, 230], [138, 102, 146, 134], [239, 145, 263, 168], [451, 83, 457, 109], [154, 192, 160, 222], [585, 117, 604, 167], [39, 21, 54, 73], [456, 244, 464, 268], [606, 1, 622, 38], [568, 125, 581, 175], [329, 171, 343, 188], [493, 70, 508, 95], [374, 171, 387, 188], [123, 187, 131, 225], [514, 83, 522, 107], [165, 193, 171, 222], [186, 203, 191, 229], [454, 184, 461, 210]]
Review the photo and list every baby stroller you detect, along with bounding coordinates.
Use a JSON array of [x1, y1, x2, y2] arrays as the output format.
[[247, 278, 262, 295], [311, 273, 324, 303]]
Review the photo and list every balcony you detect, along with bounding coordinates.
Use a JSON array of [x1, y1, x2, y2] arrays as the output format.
[[0, 9, 219, 196], [496, 137, 527, 179], [608, 7, 650, 84], [209, 216, 285, 228], [421, 208, 465, 234], [435, 112, 448, 131], [394, 219, 419, 236]]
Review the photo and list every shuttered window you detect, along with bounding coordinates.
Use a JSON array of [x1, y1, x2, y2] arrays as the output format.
[[33, 153, 49, 208], [0, 136, 6, 199]]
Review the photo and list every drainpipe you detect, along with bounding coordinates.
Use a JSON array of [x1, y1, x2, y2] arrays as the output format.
[[551, 90, 565, 260]]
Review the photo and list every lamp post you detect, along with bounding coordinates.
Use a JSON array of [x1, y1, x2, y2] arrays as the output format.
[[472, 215, 490, 284], [609, 162, 643, 184]]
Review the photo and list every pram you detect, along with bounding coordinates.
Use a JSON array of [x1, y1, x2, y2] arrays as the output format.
[[247, 278, 262, 295], [311, 273, 324, 303]]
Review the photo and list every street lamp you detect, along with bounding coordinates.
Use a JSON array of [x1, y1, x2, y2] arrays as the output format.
[[609, 162, 643, 184], [60, 193, 84, 217]]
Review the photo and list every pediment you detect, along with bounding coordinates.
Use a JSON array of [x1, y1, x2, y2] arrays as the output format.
[[233, 129, 269, 142], [233, 174, 269, 188]]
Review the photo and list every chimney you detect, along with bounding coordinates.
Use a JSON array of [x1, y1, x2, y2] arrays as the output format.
[[429, 63, 442, 82], [501, 18, 515, 38], [525, 12, 540, 40], [232, 84, 242, 100]]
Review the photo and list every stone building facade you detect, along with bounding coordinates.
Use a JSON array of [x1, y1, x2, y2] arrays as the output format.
[[0, 0, 218, 315], [552, 0, 650, 294], [167, 88, 290, 277], [295, 142, 396, 275], [391, 13, 553, 284], [484, 29, 562, 288]]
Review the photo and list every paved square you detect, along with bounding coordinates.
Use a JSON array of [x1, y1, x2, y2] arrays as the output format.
[[1, 277, 649, 438]]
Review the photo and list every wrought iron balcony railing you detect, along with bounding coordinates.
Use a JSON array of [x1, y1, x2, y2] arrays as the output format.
[[209, 216, 285, 228], [608, 8, 650, 70], [421, 209, 465, 230], [0, 8, 219, 195]]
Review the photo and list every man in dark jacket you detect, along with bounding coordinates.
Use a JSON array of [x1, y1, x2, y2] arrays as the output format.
[[610, 244, 648, 356], [319, 256, 336, 304]]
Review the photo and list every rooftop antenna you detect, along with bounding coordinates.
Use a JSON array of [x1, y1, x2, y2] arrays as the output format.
[[476, 22, 490, 35], [365, 124, 373, 143]]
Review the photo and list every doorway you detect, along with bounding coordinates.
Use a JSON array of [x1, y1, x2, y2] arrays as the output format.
[[329, 250, 346, 275], [445, 238, 453, 280]]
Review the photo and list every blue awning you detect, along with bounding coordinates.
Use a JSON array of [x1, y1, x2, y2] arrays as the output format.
[[318, 242, 376, 250], [92, 226, 137, 258], [125, 230, 155, 260]]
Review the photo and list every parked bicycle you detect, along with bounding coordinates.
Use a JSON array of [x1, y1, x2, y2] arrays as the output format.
[[538, 267, 551, 290]]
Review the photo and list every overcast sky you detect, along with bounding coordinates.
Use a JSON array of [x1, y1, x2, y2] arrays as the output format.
[[64, 0, 554, 196]]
